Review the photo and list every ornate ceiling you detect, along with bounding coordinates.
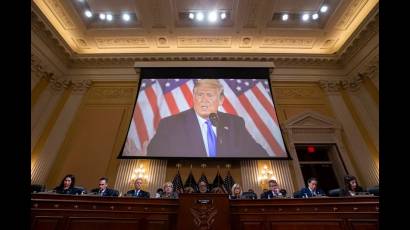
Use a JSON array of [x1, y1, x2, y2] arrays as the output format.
[[32, 0, 378, 56]]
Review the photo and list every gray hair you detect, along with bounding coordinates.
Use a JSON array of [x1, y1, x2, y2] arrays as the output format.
[[193, 79, 224, 99]]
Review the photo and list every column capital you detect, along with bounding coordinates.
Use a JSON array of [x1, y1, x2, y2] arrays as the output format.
[[49, 77, 70, 92], [71, 80, 93, 93], [31, 54, 54, 80], [318, 80, 342, 93], [358, 55, 379, 80]]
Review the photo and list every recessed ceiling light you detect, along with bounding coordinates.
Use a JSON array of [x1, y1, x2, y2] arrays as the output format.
[[84, 10, 92, 18], [282, 14, 289, 21], [188, 12, 195, 19], [122, 13, 130, 21], [220, 12, 226, 20], [106, 14, 113, 21], [302, 13, 309, 21], [320, 5, 328, 13], [196, 12, 204, 21], [208, 11, 218, 23], [99, 13, 106, 20], [312, 13, 319, 20]]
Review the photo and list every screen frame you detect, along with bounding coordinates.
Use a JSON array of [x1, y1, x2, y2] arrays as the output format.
[[117, 67, 291, 160]]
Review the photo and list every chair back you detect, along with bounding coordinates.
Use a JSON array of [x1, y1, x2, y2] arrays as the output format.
[[241, 192, 257, 200], [328, 188, 342, 197]]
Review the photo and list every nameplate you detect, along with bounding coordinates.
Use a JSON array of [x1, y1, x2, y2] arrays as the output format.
[[196, 199, 212, 204]]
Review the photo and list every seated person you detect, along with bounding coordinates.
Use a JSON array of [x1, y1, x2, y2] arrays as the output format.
[[90, 177, 119, 197], [260, 188, 268, 198], [299, 177, 325, 198], [261, 180, 287, 199], [229, 183, 243, 199], [53, 174, 82, 195], [211, 186, 226, 194], [160, 182, 179, 199], [184, 186, 195, 194], [197, 181, 209, 193], [126, 177, 150, 198], [340, 175, 364, 196]]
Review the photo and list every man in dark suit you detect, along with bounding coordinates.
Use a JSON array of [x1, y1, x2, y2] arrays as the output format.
[[126, 177, 150, 198], [261, 179, 287, 199], [298, 177, 325, 198], [147, 79, 268, 157], [90, 177, 119, 197]]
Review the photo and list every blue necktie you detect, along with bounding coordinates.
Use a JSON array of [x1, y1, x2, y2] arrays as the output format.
[[205, 120, 216, 157]]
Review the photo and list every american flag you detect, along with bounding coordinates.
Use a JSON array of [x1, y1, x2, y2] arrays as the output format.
[[121, 78, 287, 157], [211, 171, 227, 193], [184, 171, 198, 192], [223, 171, 235, 195], [172, 170, 184, 194]]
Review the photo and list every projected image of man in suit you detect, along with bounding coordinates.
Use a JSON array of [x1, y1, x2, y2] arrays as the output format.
[[147, 79, 268, 157]]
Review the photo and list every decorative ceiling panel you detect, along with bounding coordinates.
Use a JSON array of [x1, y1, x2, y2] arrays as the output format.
[[32, 0, 379, 55]]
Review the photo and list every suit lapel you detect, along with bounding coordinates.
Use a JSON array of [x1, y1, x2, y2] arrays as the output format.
[[184, 109, 207, 156]]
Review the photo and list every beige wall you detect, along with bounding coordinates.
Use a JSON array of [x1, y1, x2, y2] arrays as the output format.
[[45, 82, 139, 190]]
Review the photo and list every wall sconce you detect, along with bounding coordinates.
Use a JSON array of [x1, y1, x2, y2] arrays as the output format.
[[130, 163, 149, 185], [258, 165, 276, 187]]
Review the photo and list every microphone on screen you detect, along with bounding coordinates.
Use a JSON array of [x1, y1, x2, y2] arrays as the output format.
[[209, 113, 219, 127]]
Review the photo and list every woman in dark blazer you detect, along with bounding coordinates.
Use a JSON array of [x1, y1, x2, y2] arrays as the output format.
[[340, 175, 364, 196], [53, 174, 81, 195]]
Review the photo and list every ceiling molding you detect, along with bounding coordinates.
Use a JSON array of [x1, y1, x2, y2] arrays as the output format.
[[31, 1, 378, 70], [66, 53, 342, 68], [338, 6, 379, 65], [31, 6, 72, 65]]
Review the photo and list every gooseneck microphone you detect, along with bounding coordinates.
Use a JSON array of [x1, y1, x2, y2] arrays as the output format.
[[209, 113, 219, 127]]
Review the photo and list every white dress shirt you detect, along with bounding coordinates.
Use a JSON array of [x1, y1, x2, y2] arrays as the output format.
[[195, 113, 217, 157]]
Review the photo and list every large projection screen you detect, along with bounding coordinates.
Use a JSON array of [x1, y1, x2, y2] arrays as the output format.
[[119, 68, 289, 159]]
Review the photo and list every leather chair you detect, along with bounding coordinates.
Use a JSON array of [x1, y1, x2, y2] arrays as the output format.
[[241, 192, 257, 200], [31, 184, 45, 193], [328, 188, 342, 197], [367, 185, 379, 196], [293, 191, 302, 198]]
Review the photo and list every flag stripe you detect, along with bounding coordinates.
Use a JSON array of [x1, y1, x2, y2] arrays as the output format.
[[251, 85, 278, 123], [145, 86, 161, 129], [138, 91, 155, 139], [133, 104, 149, 149], [222, 98, 238, 115], [238, 94, 284, 155], [164, 93, 179, 114], [172, 87, 190, 112], [245, 91, 285, 153], [180, 83, 194, 108], [129, 120, 141, 152]]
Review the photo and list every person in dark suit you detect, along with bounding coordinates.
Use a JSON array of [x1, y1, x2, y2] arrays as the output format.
[[340, 175, 364, 196], [90, 177, 119, 197], [261, 179, 287, 199], [147, 79, 268, 157], [299, 177, 326, 198], [53, 174, 82, 195], [126, 177, 150, 198]]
